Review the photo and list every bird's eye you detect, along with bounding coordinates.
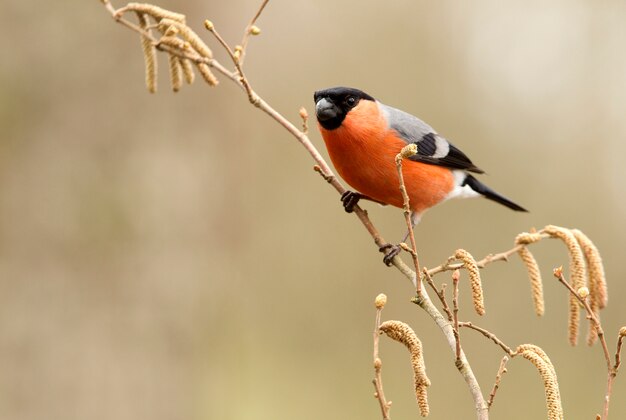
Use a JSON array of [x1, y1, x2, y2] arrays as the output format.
[[346, 96, 357, 107]]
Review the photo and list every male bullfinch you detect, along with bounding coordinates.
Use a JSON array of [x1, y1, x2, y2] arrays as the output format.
[[314, 87, 527, 264]]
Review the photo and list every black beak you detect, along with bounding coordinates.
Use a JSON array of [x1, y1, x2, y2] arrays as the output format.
[[315, 98, 339, 121]]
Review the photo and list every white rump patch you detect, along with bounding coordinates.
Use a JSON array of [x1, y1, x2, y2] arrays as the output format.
[[445, 170, 481, 201]]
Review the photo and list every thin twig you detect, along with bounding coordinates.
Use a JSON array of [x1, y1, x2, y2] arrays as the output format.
[[487, 356, 509, 409], [459, 322, 514, 356], [615, 329, 625, 372], [422, 268, 453, 322], [203, 23, 259, 105], [239, 0, 269, 65], [373, 295, 391, 420], [452, 270, 462, 362], [395, 146, 422, 297], [203, 22, 237, 60], [427, 235, 550, 277]]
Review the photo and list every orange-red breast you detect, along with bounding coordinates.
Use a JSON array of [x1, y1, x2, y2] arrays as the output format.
[[314, 86, 527, 242]]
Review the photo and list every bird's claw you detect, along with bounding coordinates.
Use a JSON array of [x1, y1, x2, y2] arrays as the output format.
[[341, 190, 361, 213], [379, 243, 401, 266]]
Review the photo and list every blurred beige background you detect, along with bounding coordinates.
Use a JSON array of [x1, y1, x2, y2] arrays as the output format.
[[1, 0, 625, 419]]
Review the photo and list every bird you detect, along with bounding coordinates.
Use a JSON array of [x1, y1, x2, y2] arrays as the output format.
[[314, 86, 527, 265]]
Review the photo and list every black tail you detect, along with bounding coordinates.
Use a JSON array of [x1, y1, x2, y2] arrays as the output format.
[[463, 175, 528, 212]]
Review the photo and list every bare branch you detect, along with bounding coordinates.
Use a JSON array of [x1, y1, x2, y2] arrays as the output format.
[[373, 294, 391, 419], [395, 144, 422, 296], [616, 327, 626, 372], [239, 0, 270, 65], [426, 233, 551, 277], [487, 356, 509, 409], [452, 270, 461, 362], [459, 322, 514, 356], [422, 268, 453, 322]]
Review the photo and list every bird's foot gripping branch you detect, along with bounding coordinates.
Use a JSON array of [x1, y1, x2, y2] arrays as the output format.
[[99, 2, 625, 419]]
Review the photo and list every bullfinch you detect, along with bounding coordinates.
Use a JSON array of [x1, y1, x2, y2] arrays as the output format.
[[314, 87, 527, 264]]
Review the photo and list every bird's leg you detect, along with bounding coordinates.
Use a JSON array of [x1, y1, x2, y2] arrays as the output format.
[[400, 211, 421, 243], [380, 212, 421, 266], [401, 229, 411, 244], [379, 243, 402, 266], [340, 190, 387, 213]]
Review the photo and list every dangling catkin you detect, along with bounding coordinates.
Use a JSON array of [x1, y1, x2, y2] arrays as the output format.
[[544, 225, 587, 345], [168, 54, 183, 92], [517, 247, 544, 316], [517, 345, 563, 420], [454, 249, 485, 316], [136, 13, 157, 93], [159, 18, 213, 59], [116, 3, 186, 23], [571, 229, 607, 345], [379, 320, 430, 417], [180, 58, 195, 84]]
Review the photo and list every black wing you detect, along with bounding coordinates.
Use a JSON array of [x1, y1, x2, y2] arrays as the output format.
[[408, 133, 484, 174], [382, 103, 484, 174]]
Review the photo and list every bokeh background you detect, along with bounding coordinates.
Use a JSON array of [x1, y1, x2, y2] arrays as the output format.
[[2, 1, 625, 419]]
